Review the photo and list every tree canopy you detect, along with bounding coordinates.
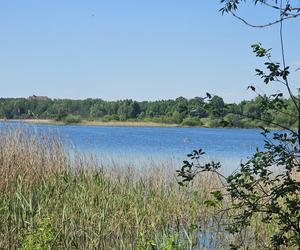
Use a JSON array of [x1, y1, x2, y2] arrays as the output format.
[[0, 96, 297, 128], [177, 0, 300, 249]]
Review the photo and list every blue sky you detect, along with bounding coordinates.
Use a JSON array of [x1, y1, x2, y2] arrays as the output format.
[[0, 0, 299, 102]]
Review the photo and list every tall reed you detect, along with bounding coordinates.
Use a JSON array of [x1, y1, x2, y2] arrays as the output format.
[[0, 125, 278, 249], [0, 125, 67, 192]]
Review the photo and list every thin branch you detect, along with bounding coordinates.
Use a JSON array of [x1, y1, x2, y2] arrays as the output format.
[[260, 0, 300, 12], [278, 1, 300, 111], [261, 1, 280, 10], [234, 111, 297, 134], [230, 10, 300, 28], [251, 89, 296, 119]]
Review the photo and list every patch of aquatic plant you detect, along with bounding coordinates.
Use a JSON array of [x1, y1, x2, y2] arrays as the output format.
[[0, 126, 278, 249]]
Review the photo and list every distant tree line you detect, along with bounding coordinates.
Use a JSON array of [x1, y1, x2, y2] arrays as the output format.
[[0, 96, 297, 128]]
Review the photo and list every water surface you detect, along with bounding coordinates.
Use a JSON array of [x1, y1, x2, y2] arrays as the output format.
[[1, 122, 266, 173]]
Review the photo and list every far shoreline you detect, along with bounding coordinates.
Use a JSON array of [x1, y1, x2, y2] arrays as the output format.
[[0, 119, 181, 128], [0, 118, 280, 130]]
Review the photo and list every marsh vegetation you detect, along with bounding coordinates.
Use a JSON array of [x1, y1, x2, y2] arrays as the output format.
[[0, 126, 284, 249]]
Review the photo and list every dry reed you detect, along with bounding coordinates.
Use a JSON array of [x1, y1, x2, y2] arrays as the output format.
[[0, 125, 67, 191]]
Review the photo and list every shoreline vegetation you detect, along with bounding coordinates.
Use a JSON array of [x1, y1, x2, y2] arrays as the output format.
[[0, 96, 297, 129], [0, 118, 287, 130], [1, 118, 180, 127], [0, 126, 276, 249]]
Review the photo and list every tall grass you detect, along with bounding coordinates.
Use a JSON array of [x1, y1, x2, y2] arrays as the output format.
[[0, 126, 278, 249], [0, 126, 67, 192]]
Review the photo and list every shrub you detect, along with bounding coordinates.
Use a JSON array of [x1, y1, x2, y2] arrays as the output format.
[[104, 114, 120, 121], [63, 114, 82, 124], [207, 118, 223, 128], [180, 117, 202, 127], [223, 114, 244, 128]]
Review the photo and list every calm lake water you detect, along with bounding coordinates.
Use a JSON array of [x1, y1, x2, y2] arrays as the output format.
[[1, 122, 266, 173]]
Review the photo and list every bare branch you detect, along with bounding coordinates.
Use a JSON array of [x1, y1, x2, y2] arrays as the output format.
[[230, 10, 300, 28], [278, 0, 300, 111]]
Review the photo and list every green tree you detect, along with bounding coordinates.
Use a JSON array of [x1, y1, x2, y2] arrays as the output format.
[[178, 1, 300, 249], [209, 96, 225, 118], [129, 101, 141, 118], [189, 97, 207, 118], [90, 102, 106, 117]]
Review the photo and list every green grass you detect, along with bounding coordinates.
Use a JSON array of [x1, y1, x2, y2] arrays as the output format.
[[0, 169, 221, 249]]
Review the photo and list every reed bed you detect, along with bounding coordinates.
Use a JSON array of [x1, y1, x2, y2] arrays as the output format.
[[0, 126, 67, 192], [0, 126, 277, 249]]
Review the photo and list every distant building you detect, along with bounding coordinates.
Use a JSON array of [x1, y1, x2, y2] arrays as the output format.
[[28, 95, 50, 101]]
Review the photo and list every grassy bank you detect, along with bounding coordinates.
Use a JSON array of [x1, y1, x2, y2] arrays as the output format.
[[80, 120, 179, 127], [0, 127, 279, 249], [2, 119, 180, 128], [2, 117, 291, 129]]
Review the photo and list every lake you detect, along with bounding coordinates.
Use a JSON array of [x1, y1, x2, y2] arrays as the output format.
[[0, 122, 266, 173]]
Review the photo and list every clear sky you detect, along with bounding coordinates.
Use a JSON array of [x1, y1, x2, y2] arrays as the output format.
[[0, 0, 299, 102]]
